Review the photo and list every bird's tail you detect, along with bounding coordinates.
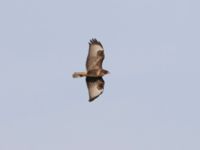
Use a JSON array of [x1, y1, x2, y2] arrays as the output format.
[[72, 72, 87, 78]]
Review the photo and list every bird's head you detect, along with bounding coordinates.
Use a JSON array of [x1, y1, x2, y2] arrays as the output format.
[[101, 69, 110, 76]]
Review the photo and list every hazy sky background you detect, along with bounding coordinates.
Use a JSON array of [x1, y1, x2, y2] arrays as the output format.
[[0, 0, 200, 150]]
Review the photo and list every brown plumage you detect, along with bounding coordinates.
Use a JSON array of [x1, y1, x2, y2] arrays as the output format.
[[73, 38, 109, 102]]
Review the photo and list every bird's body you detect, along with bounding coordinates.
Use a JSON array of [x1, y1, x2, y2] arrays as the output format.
[[72, 39, 109, 102], [73, 69, 108, 78]]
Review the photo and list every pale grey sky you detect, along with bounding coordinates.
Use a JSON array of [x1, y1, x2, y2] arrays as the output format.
[[0, 0, 200, 150]]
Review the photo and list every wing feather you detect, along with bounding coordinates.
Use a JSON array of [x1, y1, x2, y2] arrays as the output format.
[[86, 39, 105, 71], [86, 77, 104, 102]]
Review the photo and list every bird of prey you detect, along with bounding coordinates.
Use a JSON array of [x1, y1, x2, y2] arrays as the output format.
[[73, 38, 109, 102]]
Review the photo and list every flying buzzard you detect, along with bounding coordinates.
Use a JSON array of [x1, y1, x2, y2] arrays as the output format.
[[73, 39, 109, 102]]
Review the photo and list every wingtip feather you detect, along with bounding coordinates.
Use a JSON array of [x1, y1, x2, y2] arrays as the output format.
[[89, 38, 103, 48]]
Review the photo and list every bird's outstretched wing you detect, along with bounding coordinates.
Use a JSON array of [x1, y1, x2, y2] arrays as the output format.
[[86, 39, 105, 71], [86, 77, 105, 102]]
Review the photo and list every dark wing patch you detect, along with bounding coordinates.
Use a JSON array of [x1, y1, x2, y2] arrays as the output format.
[[86, 77, 105, 102], [86, 39, 105, 71]]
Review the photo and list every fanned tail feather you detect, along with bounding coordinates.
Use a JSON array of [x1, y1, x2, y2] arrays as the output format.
[[72, 72, 87, 78]]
